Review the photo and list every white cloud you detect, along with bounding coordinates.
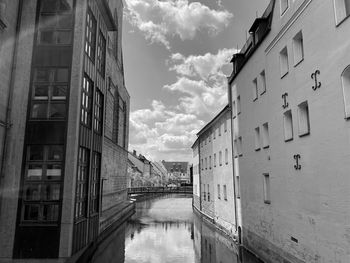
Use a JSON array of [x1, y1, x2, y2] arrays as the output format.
[[124, 0, 233, 49]]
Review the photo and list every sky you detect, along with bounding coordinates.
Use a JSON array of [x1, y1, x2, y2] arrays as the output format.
[[122, 0, 270, 162]]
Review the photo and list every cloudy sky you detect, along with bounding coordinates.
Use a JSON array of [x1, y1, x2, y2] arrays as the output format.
[[122, 0, 269, 162]]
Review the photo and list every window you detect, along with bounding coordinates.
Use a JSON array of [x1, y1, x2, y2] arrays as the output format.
[[218, 124, 221, 136], [283, 110, 293, 141], [238, 136, 243, 156], [22, 145, 64, 223], [219, 151, 222, 166], [223, 185, 227, 201], [253, 78, 258, 101], [262, 123, 270, 148], [260, 70, 266, 94], [203, 184, 206, 201], [254, 127, 260, 151], [201, 159, 203, 170], [85, 9, 97, 60], [31, 68, 68, 119], [0, 0, 7, 29], [213, 129, 216, 139], [232, 100, 236, 117], [90, 152, 101, 214], [209, 156, 212, 169], [217, 184, 221, 199], [334, 0, 350, 24], [225, 149, 228, 164], [75, 147, 89, 219], [37, 0, 73, 45], [236, 176, 240, 198], [293, 31, 304, 65], [280, 0, 289, 15], [94, 89, 103, 134], [205, 157, 207, 170], [97, 31, 106, 77], [237, 96, 241, 114], [214, 153, 217, 167], [81, 75, 93, 127], [207, 184, 210, 202], [341, 65, 350, 118], [234, 139, 238, 158], [209, 133, 211, 142], [298, 101, 310, 136], [263, 173, 271, 204], [280, 47, 289, 78]]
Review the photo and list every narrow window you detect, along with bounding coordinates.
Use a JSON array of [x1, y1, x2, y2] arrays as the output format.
[[94, 89, 103, 134], [334, 0, 350, 24], [207, 184, 210, 202], [85, 9, 97, 61], [217, 184, 221, 199], [219, 124, 221, 136], [225, 149, 228, 164], [262, 122, 270, 148], [223, 185, 227, 201], [238, 136, 243, 156], [237, 96, 241, 114], [75, 147, 90, 219], [233, 139, 238, 158], [97, 31, 106, 77], [232, 100, 236, 118], [254, 127, 260, 151], [201, 159, 203, 170], [214, 153, 217, 167], [280, 0, 289, 15], [341, 65, 350, 118], [263, 173, 271, 204], [219, 151, 222, 166], [213, 129, 216, 139], [224, 119, 227, 132], [205, 157, 207, 170], [236, 176, 240, 198], [90, 152, 101, 214], [298, 101, 310, 136], [209, 156, 212, 169], [283, 110, 293, 141], [253, 78, 258, 101], [203, 183, 206, 201], [280, 47, 289, 78], [293, 31, 304, 66], [81, 75, 93, 127], [260, 70, 266, 94], [209, 133, 211, 142]]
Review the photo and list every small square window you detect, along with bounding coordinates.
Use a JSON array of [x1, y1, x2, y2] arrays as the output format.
[[280, 47, 289, 78], [254, 127, 260, 151], [293, 31, 304, 66], [298, 101, 310, 136], [283, 110, 293, 141]]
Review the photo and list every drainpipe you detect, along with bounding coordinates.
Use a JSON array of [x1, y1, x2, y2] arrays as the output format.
[[0, 0, 23, 214], [228, 80, 238, 235]]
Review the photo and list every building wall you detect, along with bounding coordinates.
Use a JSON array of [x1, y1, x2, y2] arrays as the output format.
[[192, 141, 200, 210], [212, 111, 236, 234], [230, 0, 350, 262]]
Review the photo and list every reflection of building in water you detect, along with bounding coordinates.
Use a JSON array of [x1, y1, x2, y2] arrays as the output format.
[[193, 213, 202, 263]]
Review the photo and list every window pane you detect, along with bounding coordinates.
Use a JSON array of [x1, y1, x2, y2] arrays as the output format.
[[55, 68, 69, 82], [43, 184, 60, 200], [47, 164, 62, 179], [32, 103, 48, 118], [34, 85, 49, 99], [50, 103, 66, 118], [59, 0, 73, 12], [39, 30, 55, 44], [39, 14, 57, 28], [23, 204, 40, 221], [35, 69, 50, 82], [41, 0, 58, 12], [29, 146, 44, 160], [48, 146, 64, 161], [58, 15, 73, 28], [24, 185, 41, 201], [42, 204, 59, 221], [52, 85, 67, 100], [27, 164, 43, 179], [56, 31, 72, 44]]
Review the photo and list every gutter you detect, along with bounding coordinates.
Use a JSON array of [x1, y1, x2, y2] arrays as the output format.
[[0, 0, 23, 212]]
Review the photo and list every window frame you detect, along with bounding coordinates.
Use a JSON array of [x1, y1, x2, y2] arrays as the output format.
[[279, 46, 289, 78], [263, 173, 271, 204], [283, 110, 294, 142], [293, 31, 304, 66], [85, 8, 97, 62], [297, 101, 310, 137]]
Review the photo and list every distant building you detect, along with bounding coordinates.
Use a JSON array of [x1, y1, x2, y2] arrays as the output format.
[[0, 0, 130, 260], [151, 161, 168, 186], [192, 105, 236, 235], [228, 0, 350, 262], [162, 161, 190, 185]]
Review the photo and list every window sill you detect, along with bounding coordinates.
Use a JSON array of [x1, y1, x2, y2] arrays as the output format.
[[299, 131, 310, 137], [239, 154, 243, 157], [263, 145, 270, 149], [264, 200, 271, 204], [260, 90, 266, 96], [284, 137, 293, 142], [253, 98, 258, 102], [255, 148, 261, 152], [336, 13, 350, 27], [0, 17, 7, 30], [294, 58, 304, 67]]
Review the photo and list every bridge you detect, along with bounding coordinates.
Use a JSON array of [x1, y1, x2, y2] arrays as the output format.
[[127, 186, 193, 195]]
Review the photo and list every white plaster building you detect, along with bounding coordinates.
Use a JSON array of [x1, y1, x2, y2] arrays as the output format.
[[229, 0, 350, 262]]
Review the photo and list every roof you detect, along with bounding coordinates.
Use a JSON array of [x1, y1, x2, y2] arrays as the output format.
[[196, 105, 230, 137], [162, 161, 189, 173]]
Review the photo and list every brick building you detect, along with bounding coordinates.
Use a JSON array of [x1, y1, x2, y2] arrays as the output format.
[[0, 0, 130, 260]]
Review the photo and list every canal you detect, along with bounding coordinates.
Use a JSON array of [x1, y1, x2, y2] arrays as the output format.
[[90, 195, 263, 263]]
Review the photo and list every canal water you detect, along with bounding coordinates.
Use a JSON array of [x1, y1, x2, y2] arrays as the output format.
[[90, 195, 263, 263]]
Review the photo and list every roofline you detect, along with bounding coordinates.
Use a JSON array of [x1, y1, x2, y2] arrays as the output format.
[[196, 104, 230, 136]]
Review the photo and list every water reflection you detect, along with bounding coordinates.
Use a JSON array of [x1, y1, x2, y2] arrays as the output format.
[[90, 195, 263, 263]]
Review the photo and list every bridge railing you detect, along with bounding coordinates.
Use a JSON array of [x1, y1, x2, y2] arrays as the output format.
[[127, 186, 193, 195]]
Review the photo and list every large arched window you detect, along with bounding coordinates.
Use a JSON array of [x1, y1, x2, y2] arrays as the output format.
[[341, 65, 350, 118]]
